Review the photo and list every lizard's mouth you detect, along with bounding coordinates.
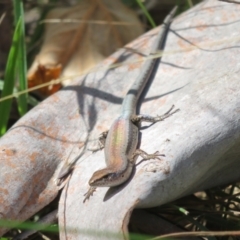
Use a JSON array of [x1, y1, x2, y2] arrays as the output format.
[[89, 172, 120, 187], [89, 164, 134, 187]]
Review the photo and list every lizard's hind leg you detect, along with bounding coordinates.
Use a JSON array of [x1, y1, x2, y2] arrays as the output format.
[[132, 149, 165, 164], [131, 105, 180, 124]]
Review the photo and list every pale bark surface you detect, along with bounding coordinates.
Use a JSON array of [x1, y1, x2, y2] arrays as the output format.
[[0, 0, 240, 239]]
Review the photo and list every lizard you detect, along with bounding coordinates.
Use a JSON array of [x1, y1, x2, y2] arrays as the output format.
[[83, 6, 179, 202]]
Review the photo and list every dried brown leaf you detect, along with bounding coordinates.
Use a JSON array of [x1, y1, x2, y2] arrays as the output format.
[[27, 0, 144, 95]]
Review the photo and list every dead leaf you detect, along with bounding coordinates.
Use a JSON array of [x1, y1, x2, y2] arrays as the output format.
[[27, 0, 144, 95], [28, 64, 62, 95]]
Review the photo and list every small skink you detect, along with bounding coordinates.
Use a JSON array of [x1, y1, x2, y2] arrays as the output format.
[[84, 6, 179, 202]]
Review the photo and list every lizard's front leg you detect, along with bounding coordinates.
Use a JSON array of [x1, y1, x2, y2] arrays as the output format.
[[131, 149, 165, 164], [83, 187, 97, 203], [131, 105, 179, 124]]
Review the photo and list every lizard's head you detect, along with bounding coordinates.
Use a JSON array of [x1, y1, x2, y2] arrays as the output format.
[[88, 166, 132, 187], [88, 168, 120, 187]]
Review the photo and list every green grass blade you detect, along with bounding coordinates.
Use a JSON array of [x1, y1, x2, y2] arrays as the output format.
[[0, 80, 4, 90], [0, 18, 21, 136], [135, 0, 156, 28], [13, 0, 28, 116], [0, 219, 58, 233], [187, 0, 193, 7], [13, 0, 21, 25]]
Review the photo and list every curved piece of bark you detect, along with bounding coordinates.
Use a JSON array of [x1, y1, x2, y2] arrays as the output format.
[[0, 90, 85, 235], [57, 0, 240, 239]]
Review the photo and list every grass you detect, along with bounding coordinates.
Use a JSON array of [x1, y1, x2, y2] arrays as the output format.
[[135, 0, 156, 28], [13, 0, 28, 116], [0, 0, 28, 136], [0, 17, 22, 135], [149, 184, 240, 239]]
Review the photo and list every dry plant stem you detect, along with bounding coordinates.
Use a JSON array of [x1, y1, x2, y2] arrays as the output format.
[[2, 31, 240, 103], [150, 230, 240, 240], [130, 209, 199, 240], [218, 0, 240, 3], [0, 52, 161, 103], [0, 12, 6, 25], [42, 19, 140, 26]]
